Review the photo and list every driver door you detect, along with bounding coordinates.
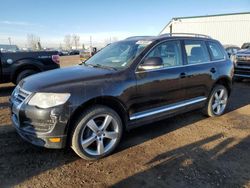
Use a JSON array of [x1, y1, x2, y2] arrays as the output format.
[[132, 40, 187, 119]]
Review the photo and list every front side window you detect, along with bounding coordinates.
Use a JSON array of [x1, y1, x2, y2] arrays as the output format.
[[139, 40, 182, 70], [208, 42, 225, 61], [184, 40, 210, 64]]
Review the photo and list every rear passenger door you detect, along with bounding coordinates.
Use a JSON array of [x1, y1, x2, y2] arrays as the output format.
[[183, 40, 217, 100]]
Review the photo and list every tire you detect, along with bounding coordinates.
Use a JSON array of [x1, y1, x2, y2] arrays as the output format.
[[71, 105, 123, 160], [15, 69, 37, 84], [203, 85, 229, 117]]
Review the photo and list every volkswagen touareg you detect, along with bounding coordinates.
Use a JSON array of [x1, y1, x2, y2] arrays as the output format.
[[10, 33, 233, 160]]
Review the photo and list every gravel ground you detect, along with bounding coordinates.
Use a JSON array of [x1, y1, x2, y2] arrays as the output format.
[[0, 56, 250, 188]]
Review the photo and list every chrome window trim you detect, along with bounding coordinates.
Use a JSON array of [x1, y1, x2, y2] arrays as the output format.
[[135, 59, 226, 74], [130, 96, 207, 120]]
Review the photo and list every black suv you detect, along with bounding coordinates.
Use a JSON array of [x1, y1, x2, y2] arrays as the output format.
[[10, 34, 233, 160]]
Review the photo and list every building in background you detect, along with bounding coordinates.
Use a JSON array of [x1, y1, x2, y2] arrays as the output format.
[[160, 12, 250, 47]]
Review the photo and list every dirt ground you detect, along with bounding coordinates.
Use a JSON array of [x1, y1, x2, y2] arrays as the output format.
[[0, 56, 250, 188]]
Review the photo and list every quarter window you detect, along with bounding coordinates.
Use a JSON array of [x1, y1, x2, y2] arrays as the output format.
[[208, 42, 225, 61], [184, 40, 210, 64], [141, 41, 182, 70]]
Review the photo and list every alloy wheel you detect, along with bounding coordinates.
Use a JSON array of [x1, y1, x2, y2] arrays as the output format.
[[80, 114, 119, 156], [212, 88, 228, 115]]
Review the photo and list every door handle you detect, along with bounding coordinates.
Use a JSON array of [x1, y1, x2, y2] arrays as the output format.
[[180, 72, 186, 78], [210, 68, 216, 73]]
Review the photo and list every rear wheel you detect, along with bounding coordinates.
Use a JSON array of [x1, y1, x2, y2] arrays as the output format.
[[203, 85, 229, 117], [15, 69, 37, 84], [71, 105, 123, 160]]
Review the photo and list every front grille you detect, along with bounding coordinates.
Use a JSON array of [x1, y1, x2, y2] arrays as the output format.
[[22, 120, 55, 133], [12, 86, 31, 105], [237, 61, 250, 67]]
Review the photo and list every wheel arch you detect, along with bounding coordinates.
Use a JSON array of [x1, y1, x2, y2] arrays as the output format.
[[213, 76, 232, 96], [11, 60, 43, 83], [66, 96, 129, 143]]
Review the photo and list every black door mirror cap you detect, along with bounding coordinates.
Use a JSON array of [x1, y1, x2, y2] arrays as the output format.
[[139, 57, 164, 71]]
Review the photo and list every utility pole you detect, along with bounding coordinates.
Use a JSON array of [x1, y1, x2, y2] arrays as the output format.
[[8, 37, 12, 45], [89, 36, 92, 56]]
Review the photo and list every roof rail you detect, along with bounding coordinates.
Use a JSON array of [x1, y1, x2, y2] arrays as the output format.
[[125, 36, 153, 40], [159, 33, 212, 39]]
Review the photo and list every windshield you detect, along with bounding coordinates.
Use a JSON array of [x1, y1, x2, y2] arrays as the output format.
[[84, 40, 152, 69], [241, 43, 250, 49]]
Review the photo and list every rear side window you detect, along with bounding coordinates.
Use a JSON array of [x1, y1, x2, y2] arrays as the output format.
[[208, 42, 225, 61], [184, 40, 210, 64]]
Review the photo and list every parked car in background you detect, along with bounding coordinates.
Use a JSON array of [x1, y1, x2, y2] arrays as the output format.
[[10, 34, 233, 160], [0, 44, 19, 52], [231, 44, 250, 81], [58, 50, 69, 56], [69, 50, 80, 55], [224, 45, 240, 57], [0, 51, 60, 84], [241, 43, 250, 49]]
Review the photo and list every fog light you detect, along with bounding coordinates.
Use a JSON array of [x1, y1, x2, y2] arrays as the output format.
[[49, 138, 61, 143]]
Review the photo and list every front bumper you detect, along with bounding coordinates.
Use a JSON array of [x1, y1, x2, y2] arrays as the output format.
[[12, 114, 67, 148], [10, 87, 71, 149], [234, 61, 250, 78]]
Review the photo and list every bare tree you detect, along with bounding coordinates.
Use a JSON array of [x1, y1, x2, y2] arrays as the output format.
[[82, 43, 85, 50], [104, 36, 118, 45], [64, 34, 72, 50], [27, 34, 40, 50], [72, 34, 80, 49], [104, 37, 111, 46]]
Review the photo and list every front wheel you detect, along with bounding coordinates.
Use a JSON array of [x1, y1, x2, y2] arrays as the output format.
[[71, 105, 123, 160], [15, 69, 37, 84], [203, 85, 229, 117]]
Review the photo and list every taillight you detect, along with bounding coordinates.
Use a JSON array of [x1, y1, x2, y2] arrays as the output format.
[[52, 55, 60, 64]]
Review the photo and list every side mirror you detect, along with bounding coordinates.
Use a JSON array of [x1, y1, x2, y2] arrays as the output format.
[[138, 57, 164, 71]]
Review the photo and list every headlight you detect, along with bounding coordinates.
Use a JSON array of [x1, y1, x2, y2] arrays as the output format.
[[28, 93, 71, 108], [230, 54, 237, 65]]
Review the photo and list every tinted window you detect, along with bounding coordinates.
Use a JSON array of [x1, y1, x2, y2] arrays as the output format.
[[184, 40, 210, 64], [143, 40, 182, 69], [208, 42, 225, 61]]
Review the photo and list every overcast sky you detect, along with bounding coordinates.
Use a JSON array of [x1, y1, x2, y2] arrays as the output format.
[[0, 0, 249, 48]]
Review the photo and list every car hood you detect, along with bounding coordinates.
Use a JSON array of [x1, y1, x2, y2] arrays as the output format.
[[237, 49, 250, 55], [19, 65, 114, 92]]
